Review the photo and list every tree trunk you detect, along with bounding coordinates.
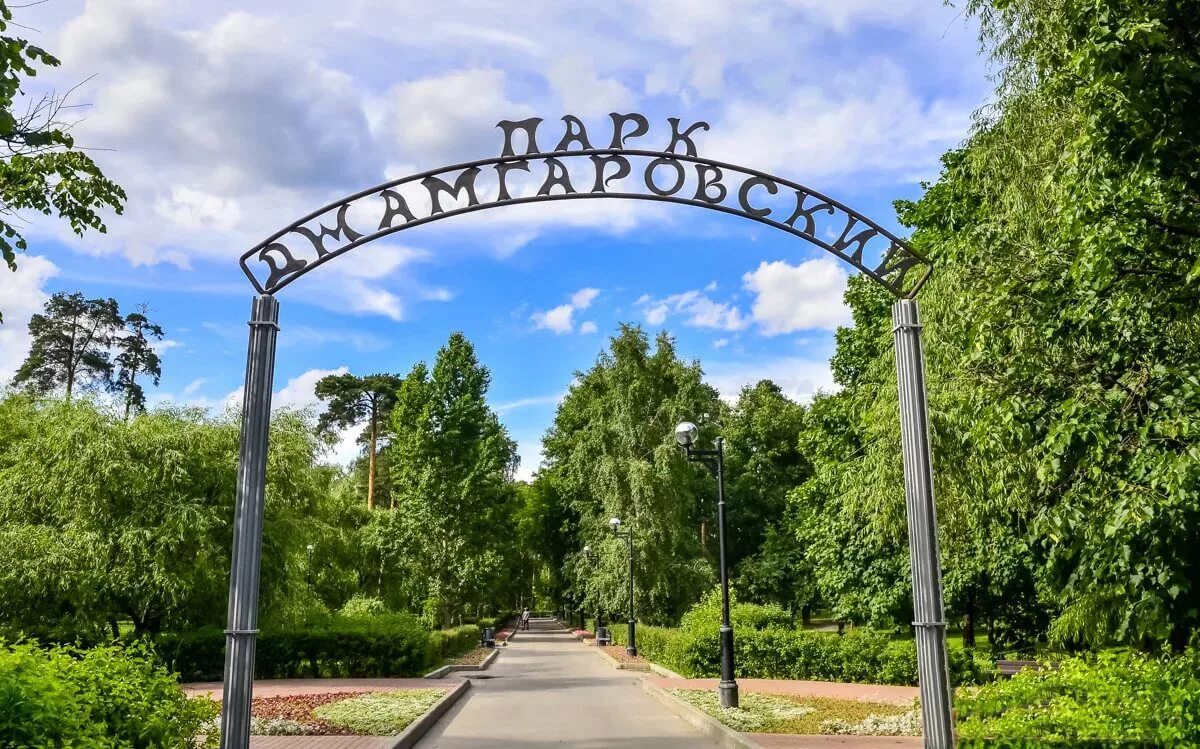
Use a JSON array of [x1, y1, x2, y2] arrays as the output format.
[[963, 586, 977, 648], [802, 605, 812, 627], [367, 407, 377, 510], [1169, 622, 1192, 653], [108, 616, 120, 640], [987, 617, 996, 646]]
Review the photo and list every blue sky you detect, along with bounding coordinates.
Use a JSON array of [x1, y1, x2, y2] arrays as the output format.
[[0, 0, 990, 478]]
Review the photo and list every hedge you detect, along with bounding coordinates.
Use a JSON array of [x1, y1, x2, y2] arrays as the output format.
[[956, 649, 1200, 746], [610, 624, 995, 686], [157, 613, 490, 682], [0, 641, 216, 747]]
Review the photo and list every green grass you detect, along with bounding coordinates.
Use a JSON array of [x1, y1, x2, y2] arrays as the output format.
[[668, 689, 918, 735], [313, 689, 446, 735]]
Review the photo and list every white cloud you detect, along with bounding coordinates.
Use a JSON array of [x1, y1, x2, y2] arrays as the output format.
[[705, 356, 837, 404], [0, 256, 59, 383], [531, 304, 575, 335], [706, 62, 971, 185], [742, 257, 851, 334], [571, 288, 600, 310], [579, 321, 598, 335], [713, 338, 729, 349], [531, 287, 601, 335], [636, 289, 748, 331], [494, 393, 565, 415]]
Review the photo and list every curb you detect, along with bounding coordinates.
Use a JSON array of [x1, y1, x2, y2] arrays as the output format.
[[423, 647, 500, 679], [647, 661, 686, 680], [592, 643, 653, 672], [387, 678, 471, 749], [639, 679, 763, 749]]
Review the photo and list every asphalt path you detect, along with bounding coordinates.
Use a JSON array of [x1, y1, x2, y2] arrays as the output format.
[[413, 618, 718, 748]]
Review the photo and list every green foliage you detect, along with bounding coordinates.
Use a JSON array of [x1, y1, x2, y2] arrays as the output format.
[[0, 640, 216, 748], [546, 325, 720, 624], [375, 333, 521, 625], [313, 689, 446, 735], [158, 613, 449, 681], [614, 592, 993, 686], [957, 649, 1200, 746], [0, 2, 126, 315], [338, 596, 388, 619], [314, 372, 403, 510], [13, 292, 124, 399], [114, 305, 165, 419], [0, 396, 332, 637]]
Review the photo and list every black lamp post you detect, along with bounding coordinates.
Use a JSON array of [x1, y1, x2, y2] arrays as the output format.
[[610, 517, 637, 657], [675, 420, 738, 709], [583, 545, 604, 638]]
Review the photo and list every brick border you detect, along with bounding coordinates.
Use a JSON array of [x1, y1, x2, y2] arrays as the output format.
[[423, 647, 500, 679], [387, 678, 471, 749]]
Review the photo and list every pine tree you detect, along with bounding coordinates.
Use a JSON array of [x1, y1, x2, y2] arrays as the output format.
[[13, 292, 122, 399]]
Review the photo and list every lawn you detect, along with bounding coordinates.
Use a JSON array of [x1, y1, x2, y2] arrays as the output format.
[[668, 689, 919, 736]]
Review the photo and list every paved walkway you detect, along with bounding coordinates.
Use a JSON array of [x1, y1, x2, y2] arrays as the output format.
[[414, 618, 719, 748]]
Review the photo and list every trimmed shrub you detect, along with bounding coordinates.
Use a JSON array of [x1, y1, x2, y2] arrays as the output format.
[[0, 641, 217, 747], [956, 649, 1200, 747], [156, 613, 490, 682], [613, 623, 994, 686]]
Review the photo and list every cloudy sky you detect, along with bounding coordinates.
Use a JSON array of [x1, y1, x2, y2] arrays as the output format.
[[1, 0, 989, 478]]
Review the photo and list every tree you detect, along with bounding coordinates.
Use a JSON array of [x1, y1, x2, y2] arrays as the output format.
[[543, 325, 720, 624], [12, 291, 122, 399], [114, 304, 164, 419], [386, 333, 520, 625], [0, 2, 125, 319], [0, 396, 330, 637], [314, 372, 402, 510]]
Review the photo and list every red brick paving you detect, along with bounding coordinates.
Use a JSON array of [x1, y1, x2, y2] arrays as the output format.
[[650, 678, 919, 705], [183, 677, 450, 702]]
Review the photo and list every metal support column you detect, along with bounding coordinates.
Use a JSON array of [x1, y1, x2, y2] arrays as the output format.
[[714, 437, 738, 709], [219, 295, 280, 749], [892, 299, 954, 749]]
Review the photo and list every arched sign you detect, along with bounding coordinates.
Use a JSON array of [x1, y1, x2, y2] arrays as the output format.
[[239, 114, 932, 298], [219, 115, 954, 749]]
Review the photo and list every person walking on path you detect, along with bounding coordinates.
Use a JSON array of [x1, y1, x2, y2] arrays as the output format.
[[520, 607, 531, 630]]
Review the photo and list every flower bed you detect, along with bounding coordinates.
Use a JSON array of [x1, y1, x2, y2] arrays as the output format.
[[601, 645, 651, 669], [199, 688, 448, 736], [572, 629, 595, 640], [667, 688, 918, 736], [445, 647, 491, 666]]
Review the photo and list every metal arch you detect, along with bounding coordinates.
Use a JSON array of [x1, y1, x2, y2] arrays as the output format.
[[237, 147, 933, 299]]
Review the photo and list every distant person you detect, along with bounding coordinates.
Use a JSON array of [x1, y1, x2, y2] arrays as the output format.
[[521, 607, 531, 630]]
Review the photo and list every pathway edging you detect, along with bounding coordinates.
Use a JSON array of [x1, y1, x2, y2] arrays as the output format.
[[639, 679, 764, 749], [387, 678, 471, 749], [422, 647, 500, 679]]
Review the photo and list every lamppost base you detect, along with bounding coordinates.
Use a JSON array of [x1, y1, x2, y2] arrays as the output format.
[[718, 681, 739, 709]]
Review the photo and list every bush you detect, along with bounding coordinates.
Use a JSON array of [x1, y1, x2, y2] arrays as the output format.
[[956, 649, 1200, 746], [337, 596, 389, 619], [0, 641, 217, 747], [158, 613, 437, 681], [613, 620, 994, 686]]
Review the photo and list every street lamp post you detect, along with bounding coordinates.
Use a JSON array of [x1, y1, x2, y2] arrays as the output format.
[[582, 545, 603, 639], [610, 517, 637, 657], [675, 421, 738, 709]]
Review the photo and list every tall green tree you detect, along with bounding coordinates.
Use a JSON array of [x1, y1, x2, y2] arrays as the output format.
[[544, 325, 719, 624], [314, 372, 402, 510], [0, 2, 125, 319], [114, 304, 164, 419], [386, 333, 519, 625], [13, 291, 122, 399]]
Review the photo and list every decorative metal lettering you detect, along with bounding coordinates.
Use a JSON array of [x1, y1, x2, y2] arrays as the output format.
[[239, 113, 933, 298]]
